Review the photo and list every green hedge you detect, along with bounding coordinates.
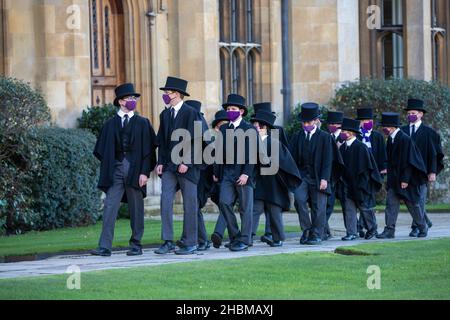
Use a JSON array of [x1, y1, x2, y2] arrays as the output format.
[[77, 103, 119, 137]]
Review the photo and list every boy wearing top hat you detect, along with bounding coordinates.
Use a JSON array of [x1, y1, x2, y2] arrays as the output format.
[[92, 83, 157, 257], [213, 94, 258, 252], [355, 107, 387, 237], [250, 106, 302, 247], [401, 99, 444, 237], [377, 112, 428, 239], [339, 118, 383, 240], [290, 103, 334, 245], [155, 77, 205, 255], [324, 111, 345, 240]]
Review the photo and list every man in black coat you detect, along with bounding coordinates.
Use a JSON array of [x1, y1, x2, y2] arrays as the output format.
[[92, 83, 157, 257], [213, 94, 258, 251], [324, 111, 345, 240], [155, 77, 205, 255], [377, 113, 429, 239], [355, 107, 387, 237], [339, 118, 383, 240], [290, 103, 334, 245], [401, 99, 445, 237], [250, 107, 302, 247]]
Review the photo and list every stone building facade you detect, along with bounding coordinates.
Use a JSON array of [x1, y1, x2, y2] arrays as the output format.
[[1, 0, 448, 198]]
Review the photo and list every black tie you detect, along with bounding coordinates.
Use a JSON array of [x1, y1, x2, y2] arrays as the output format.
[[306, 132, 311, 141], [411, 125, 415, 137], [123, 115, 129, 128], [170, 108, 175, 121], [230, 123, 235, 130]]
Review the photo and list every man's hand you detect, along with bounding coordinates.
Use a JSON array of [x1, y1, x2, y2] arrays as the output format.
[[178, 164, 189, 174], [139, 175, 149, 188], [401, 182, 408, 189], [319, 179, 328, 191], [380, 169, 387, 175], [213, 175, 219, 183], [236, 174, 249, 186], [156, 165, 163, 175], [428, 173, 436, 182]]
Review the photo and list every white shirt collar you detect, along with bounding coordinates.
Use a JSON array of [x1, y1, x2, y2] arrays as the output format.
[[333, 129, 341, 139], [360, 128, 372, 135], [118, 110, 135, 119], [304, 125, 318, 137], [172, 100, 183, 112], [231, 117, 243, 128], [390, 128, 400, 141], [411, 120, 422, 130], [346, 136, 357, 147], [261, 134, 269, 141]]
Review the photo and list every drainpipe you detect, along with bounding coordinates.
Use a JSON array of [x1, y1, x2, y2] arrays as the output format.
[[281, 0, 292, 125]]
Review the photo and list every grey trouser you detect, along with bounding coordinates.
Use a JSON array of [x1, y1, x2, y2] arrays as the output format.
[[412, 184, 431, 229], [219, 178, 254, 245], [252, 200, 284, 242], [384, 188, 427, 232], [293, 180, 328, 239], [160, 171, 198, 246], [99, 159, 144, 250], [344, 196, 377, 236]]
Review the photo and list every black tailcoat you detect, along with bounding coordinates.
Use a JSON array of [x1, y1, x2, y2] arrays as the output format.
[[357, 130, 388, 172], [94, 115, 157, 200], [289, 128, 334, 194], [401, 124, 444, 175], [386, 130, 428, 203], [156, 103, 205, 184], [339, 139, 382, 207]]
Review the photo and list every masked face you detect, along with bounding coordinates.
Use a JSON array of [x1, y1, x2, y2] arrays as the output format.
[[328, 124, 340, 134], [362, 120, 374, 131], [382, 127, 392, 136], [339, 131, 350, 141]]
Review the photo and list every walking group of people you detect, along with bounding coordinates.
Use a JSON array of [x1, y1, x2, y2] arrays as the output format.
[[91, 76, 444, 257]]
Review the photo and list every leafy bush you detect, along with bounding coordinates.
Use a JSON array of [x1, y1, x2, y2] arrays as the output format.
[[330, 78, 449, 203], [77, 103, 119, 137]]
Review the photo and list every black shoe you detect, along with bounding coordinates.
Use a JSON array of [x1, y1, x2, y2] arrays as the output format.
[[359, 230, 366, 238], [418, 230, 428, 238], [270, 241, 283, 247], [175, 245, 197, 255], [427, 221, 433, 229], [376, 229, 395, 239], [306, 237, 322, 245], [229, 241, 248, 252], [260, 234, 274, 245], [300, 230, 310, 245], [409, 228, 420, 237], [211, 232, 223, 249], [154, 241, 175, 254], [176, 240, 186, 248], [224, 242, 231, 249], [365, 231, 378, 240], [323, 232, 332, 241], [91, 247, 111, 257], [126, 248, 143, 256], [342, 234, 357, 241], [197, 241, 211, 251]]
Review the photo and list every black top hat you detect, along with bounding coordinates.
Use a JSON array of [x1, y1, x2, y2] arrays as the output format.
[[341, 118, 361, 134], [327, 111, 344, 124], [251, 110, 276, 129], [159, 76, 190, 97], [379, 112, 402, 127], [113, 83, 141, 107], [299, 102, 321, 122], [253, 102, 272, 114], [186, 100, 202, 113], [222, 94, 248, 116], [212, 110, 229, 128], [405, 99, 427, 113], [356, 107, 375, 120]]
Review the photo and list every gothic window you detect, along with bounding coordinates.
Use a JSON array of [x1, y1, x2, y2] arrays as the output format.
[[219, 0, 261, 105]]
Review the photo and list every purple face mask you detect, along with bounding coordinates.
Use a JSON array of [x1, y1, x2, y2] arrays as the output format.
[[125, 100, 137, 111], [162, 94, 172, 105], [382, 128, 391, 136], [227, 111, 241, 122], [408, 114, 419, 123], [340, 132, 350, 141], [328, 125, 339, 134], [362, 121, 374, 131], [303, 124, 316, 133]]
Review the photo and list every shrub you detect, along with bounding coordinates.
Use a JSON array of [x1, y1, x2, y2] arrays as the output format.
[[330, 78, 450, 203], [77, 103, 119, 137]]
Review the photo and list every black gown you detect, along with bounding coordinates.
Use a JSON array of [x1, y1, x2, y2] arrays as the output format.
[[94, 115, 157, 200], [357, 130, 387, 172]]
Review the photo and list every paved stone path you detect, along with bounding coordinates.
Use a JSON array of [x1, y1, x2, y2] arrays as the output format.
[[0, 213, 449, 280]]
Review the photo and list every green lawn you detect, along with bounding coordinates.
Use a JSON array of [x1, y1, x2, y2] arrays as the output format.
[[0, 239, 449, 300], [0, 219, 299, 259]]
